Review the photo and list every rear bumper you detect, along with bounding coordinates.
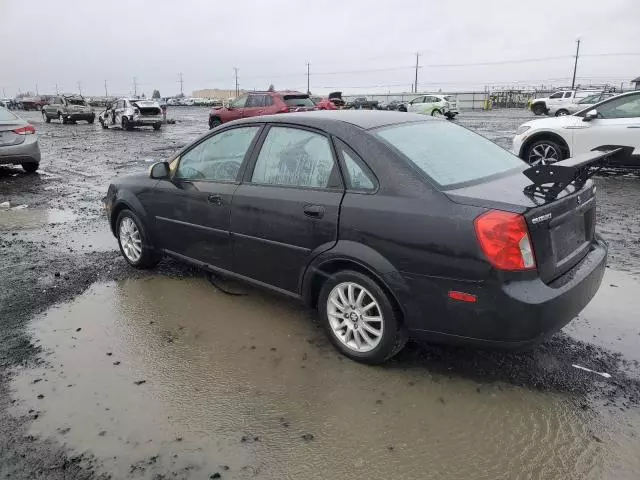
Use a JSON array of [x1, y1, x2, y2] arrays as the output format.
[[403, 238, 607, 348], [0, 137, 41, 164], [131, 115, 162, 126], [66, 112, 94, 120]]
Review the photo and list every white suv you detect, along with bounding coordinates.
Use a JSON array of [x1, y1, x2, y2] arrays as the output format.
[[513, 91, 640, 166], [403, 94, 459, 119], [529, 89, 603, 116]]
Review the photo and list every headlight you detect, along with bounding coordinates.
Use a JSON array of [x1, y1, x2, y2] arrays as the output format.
[[516, 125, 531, 135]]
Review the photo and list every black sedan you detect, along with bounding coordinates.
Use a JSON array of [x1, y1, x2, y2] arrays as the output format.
[[103, 111, 607, 363]]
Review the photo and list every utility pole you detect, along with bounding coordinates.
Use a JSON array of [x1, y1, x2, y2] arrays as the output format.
[[414, 52, 420, 94], [571, 38, 581, 90], [234, 68, 239, 97], [55, 84, 59, 95], [179, 72, 184, 96], [77, 81, 82, 96], [133, 77, 138, 97], [306, 62, 310, 94], [2, 87, 5, 98], [35, 84, 39, 96], [104, 80, 108, 97]]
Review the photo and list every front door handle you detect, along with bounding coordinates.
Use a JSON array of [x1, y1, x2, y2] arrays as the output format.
[[207, 194, 223, 206], [627, 125, 640, 129], [303, 204, 325, 218]]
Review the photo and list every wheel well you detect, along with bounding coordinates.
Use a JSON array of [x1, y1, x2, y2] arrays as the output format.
[[306, 259, 404, 322], [109, 203, 129, 234], [520, 132, 570, 159]]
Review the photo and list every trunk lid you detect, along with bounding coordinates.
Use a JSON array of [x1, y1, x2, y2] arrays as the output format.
[[0, 122, 26, 146], [446, 166, 597, 284]]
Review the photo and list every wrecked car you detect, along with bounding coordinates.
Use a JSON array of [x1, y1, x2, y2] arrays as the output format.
[[104, 111, 608, 364], [99, 98, 163, 131], [42, 95, 95, 124]]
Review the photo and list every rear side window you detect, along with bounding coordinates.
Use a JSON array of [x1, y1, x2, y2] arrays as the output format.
[[335, 140, 376, 192], [282, 95, 315, 108], [375, 121, 523, 188], [251, 126, 340, 188], [0, 107, 19, 121], [564, 92, 572, 98]]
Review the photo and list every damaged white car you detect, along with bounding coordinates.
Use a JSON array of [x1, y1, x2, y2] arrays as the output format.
[[99, 98, 163, 131]]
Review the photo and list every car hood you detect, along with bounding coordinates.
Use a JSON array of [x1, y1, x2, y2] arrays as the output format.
[[520, 114, 584, 130]]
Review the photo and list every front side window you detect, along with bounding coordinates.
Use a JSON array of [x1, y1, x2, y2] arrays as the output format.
[[246, 95, 266, 108], [593, 93, 640, 119], [251, 127, 339, 188], [230, 95, 248, 108], [176, 126, 260, 182], [376, 121, 523, 188]]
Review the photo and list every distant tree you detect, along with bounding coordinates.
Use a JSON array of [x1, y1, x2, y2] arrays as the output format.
[[152, 89, 161, 99], [141, 92, 146, 99], [268, 84, 275, 92]]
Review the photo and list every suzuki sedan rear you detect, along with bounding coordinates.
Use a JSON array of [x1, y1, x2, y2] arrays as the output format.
[[104, 111, 607, 363]]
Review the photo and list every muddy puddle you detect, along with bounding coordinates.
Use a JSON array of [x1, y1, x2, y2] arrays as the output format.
[[0, 207, 75, 231], [9, 275, 640, 479]]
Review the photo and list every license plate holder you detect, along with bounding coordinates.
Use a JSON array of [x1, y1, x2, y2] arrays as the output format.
[[552, 214, 587, 262]]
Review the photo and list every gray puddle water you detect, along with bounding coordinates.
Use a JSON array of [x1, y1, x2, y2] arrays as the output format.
[[8, 274, 640, 479]]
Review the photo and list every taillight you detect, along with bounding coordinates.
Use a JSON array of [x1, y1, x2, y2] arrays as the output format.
[[279, 106, 290, 113], [474, 210, 536, 271], [13, 125, 36, 135]]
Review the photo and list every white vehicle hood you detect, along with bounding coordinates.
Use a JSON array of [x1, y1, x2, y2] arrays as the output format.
[[520, 115, 584, 131]]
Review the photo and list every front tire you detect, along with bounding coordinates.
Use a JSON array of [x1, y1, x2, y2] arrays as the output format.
[[122, 117, 133, 130], [209, 117, 222, 129], [318, 270, 407, 364], [87, 115, 95, 124], [525, 139, 565, 165], [431, 109, 443, 117], [152, 123, 161, 131], [116, 210, 159, 269], [531, 103, 546, 116], [42, 111, 51, 123], [22, 162, 39, 173], [58, 112, 67, 124]]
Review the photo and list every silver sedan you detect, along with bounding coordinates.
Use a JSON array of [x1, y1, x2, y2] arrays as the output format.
[[0, 107, 41, 173]]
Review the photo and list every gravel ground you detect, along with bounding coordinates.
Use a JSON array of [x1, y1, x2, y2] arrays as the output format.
[[0, 107, 639, 479]]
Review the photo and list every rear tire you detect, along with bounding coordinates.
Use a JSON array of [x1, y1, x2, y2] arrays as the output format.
[[318, 270, 407, 364], [555, 109, 569, 116], [42, 111, 51, 123], [87, 116, 95, 124], [58, 112, 67, 124], [115, 210, 160, 269], [431, 109, 443, 117], [122, 117, 132, 130], [100, 118, 108, 129], [209, 117, 222, 129], [152, 123, 161, 131], [22, 162, 39, 173]]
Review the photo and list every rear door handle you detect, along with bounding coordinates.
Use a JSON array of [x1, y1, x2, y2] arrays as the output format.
[[303, 204, 325, 219], [207, 194, 223, 206], [627, 125, 640, 129]]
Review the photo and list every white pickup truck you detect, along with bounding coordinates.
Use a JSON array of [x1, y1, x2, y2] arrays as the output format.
[[529, 90, 602, 116]]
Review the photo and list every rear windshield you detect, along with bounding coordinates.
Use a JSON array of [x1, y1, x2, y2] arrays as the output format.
[[283, 95, 315, 107], [67, 98, 86, 106], [0, 107, 19, 121], [375, 121, 524, 188], [444, 95, 456, 101]]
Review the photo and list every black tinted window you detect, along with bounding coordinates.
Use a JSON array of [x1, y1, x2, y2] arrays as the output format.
[[251, 127, 339, 188], [176, 126, 260, 182], [549, 92, 563, 99], [376, 121, 523, 188], [247, 95, 267, 107], [282, 96, 315, 108], [593, 93, 640, 119]]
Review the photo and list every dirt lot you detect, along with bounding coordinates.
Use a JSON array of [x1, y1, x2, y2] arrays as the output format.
[[1, 108, 639, 479]]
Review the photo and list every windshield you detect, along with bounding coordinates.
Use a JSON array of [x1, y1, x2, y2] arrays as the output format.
[[0, 107, 19, 121], [578, 95, 600, 104], [66, 98, 86, 106], [375, 121, 523, 188], [444, 95, 456, 101], [283, 95, 314, 107]]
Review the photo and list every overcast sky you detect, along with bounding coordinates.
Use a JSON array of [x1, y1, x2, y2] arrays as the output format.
[[2, 0, 639, 98]]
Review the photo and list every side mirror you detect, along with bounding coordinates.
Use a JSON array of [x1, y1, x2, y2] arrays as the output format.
[[583, 109, 598, 121], [150, 161, 170, 179]]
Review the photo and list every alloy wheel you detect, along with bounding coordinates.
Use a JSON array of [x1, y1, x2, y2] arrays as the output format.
[[528, 143, 560, 166], [326, 282, 383, 353], [119, 217, 142, 263]]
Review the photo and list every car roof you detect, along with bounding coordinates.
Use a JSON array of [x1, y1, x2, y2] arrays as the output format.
[[247, 90, 308, 96], [235, 110, 434, 131]]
